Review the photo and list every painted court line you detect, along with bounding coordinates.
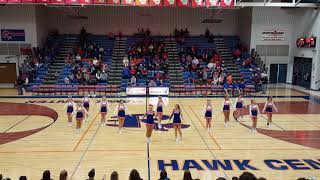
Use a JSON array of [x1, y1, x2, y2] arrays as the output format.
[[3, 115, 31, 133], [188, 106, 222, 150], [180, 102, 230, 180], [72, 112, 99, 151]]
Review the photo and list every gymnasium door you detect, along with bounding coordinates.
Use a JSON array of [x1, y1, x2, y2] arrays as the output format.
[[292, 57, 312, 89], [269, 64, 287, 83]]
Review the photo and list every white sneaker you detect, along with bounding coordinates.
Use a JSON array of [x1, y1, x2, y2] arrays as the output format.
[[225, 123, 229, 128], [68, 122, 72, 127], [254, 129, 258, 133], [267, 124, 270, 128], [119, 130, 122, 134], [158, 124, 162, 129], [209, 129, 212, 133], [175, 138, 179, 142]]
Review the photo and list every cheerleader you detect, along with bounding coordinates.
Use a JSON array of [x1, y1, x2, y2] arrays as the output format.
[[222, 96, 232, 127], [233, 94, 246, 122], [73, 102, 88, 134], [64, 96, 75, 127], [169, 104, 183, 142], [203, 100, 214, 133], [143, 104, 156, 143], [82, 94, 91, 120], [113, 100, 131, 134], [100, 96, 110, 127], [156, 96, 164, 129], [263, 96, 278, 128], [249, 99, 260, 133]]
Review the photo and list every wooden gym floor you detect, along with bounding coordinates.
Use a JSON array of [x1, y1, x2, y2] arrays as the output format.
[[0, 87, 319, 180]]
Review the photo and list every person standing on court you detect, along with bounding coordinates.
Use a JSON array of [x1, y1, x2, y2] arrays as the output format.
[[16, 76, 25, 95], [261, 72, 268, 94]]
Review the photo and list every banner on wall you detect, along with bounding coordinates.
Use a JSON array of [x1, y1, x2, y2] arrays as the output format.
[[51, 0, 65, 4], [176, 0, 190, 6], [7, 0, 21, 3], [163, 0, 175, 6], [206, 0, 219, 6], [261, 30, 286, 41], [135, 0, 148, 6], [220, 0, 234, 8], [36, 0, 50, 3], [22, 0, 36, 3], [107, 0, 120, 4], [79, 0, 92, 3], [65, 0, 80, 4], [1, 29, 25, 42], [0, 0, 7, 3], [149, 0, 162, 6], [121, 0, 134, 5], [192, 0, 205, 7], [93, 0, 106, 4]]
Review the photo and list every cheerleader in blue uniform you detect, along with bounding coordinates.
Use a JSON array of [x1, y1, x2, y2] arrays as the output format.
[[100, 96, 109, 127], [156, 96, 164, 129], [113, 100, 131, 134], [73, 102, 88, 134], [170, 104, 183, 142], [233, 94, 246, 122], [143, 104, 157, 143], [82, 94, 91, 120], [221, 96, 232, 127], [64, 96, 75, 127], [263, 96, 278, 128], [249, 99, 260, 133], [203, 100, 214, 133]]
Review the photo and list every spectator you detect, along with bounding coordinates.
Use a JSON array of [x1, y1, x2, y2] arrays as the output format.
[[16, 76, 25, 95], [41, 170, 53, 180], [192, 57, 199, 65], [87, 169, 95, 180], [261, 71, 268, 94], [110, 171, 119, 180], [19, 176, 27, 180], [76, 54, 81, 61], [182, 170, 193, 180], [59, 170, 68, 180], [159, 170, 170, 180], [64, 77, 70, 84], [130, 76, 137, 86], [123, 56, 129, 67], [239, 172, 257, 180], [227, 73, 233, 84], [129, 169, 143, 180]]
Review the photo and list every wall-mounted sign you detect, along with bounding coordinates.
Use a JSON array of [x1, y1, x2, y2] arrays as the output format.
[[261, 30, 286, 41], [1, 29, 25, 42]]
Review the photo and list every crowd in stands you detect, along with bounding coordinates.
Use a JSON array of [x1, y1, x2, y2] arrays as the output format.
[[123, 35, 169, 87], [174, 28, 190, 44], [0, 169, 311, 180], [64, 32, 109, 85]]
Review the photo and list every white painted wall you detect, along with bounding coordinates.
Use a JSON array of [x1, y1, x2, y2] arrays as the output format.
[[41, 6, 239, 36], [237, 7, 252, 47], [288, 9, 320, 90], [0, 5, 38, 47]]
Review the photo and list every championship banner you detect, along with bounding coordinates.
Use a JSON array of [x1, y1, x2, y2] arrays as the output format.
[[0, 0, 7, 3], [22, 0, 37, 3], [51, 0, 65, 4], [93, 0, 106, 4], [261, 30, 286, 41], [65, 0, 80, 4], [7, 0, 21, 3], [163, 0, 175, 6], [206, 0, 219, 6], [220, 0, 233, 8], [36, 0, 50, 3], [80, 0, 92, 4], [149, 0, 162, 6], [192, 0, 205, 7], [176, 0, 190, 6], [107, 0, 120, 4], [135, 0, 148, 5], [121, 0, 134, 5], [1, 29, 25, 42]]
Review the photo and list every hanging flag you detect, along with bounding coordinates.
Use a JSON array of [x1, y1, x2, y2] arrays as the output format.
[[79, 0, 92, 3], [93, 0, 106, 3], [121, 0, 134, 5], [65, 0, 80, 4], [206, 0, 219, 6], [22, 0, 36, 3], [149, 0, 161, 6], [51, 0, 65, 4], [176, 0, 189, 6], [191, 0, 205, 7], [220, 0, 233, 8], [107, 0, 120, 4], [36, 0, 50, 3], [135, 0, 148, 5], [163, 0, 175, 6], [7, 0, 21, 3]]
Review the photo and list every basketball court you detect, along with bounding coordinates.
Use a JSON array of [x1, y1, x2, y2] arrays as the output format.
[[0, 87, 319, 180]]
